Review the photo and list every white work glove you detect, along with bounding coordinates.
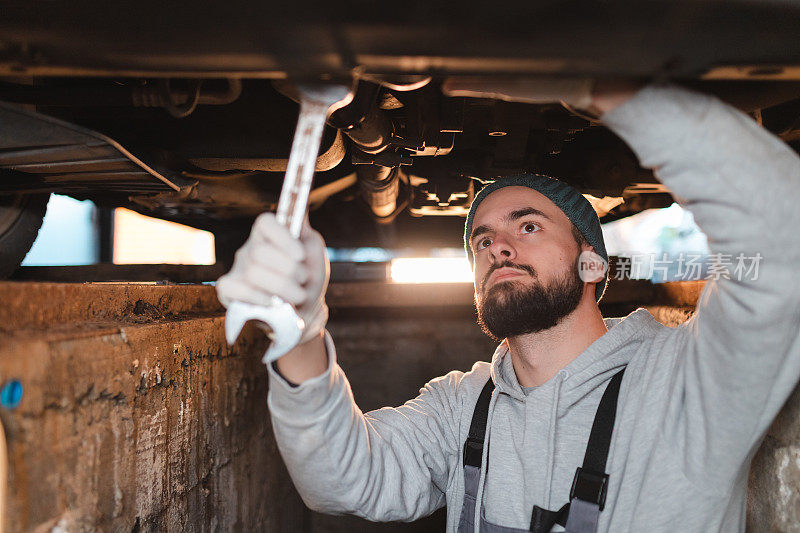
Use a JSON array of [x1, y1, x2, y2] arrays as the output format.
[[216, 212, 329, 349], [442, 77, 595, 110]]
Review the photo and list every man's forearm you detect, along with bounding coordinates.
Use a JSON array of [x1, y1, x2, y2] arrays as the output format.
[[274, 330, 328, 385], [266, 330, 456, 521]]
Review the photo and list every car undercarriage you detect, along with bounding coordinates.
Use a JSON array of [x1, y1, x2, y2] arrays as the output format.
[[1, 0, 800, 273]]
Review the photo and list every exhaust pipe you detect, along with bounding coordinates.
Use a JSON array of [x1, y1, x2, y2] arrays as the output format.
[[356, 164, 399, 219]]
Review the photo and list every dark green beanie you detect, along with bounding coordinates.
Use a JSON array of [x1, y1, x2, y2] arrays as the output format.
[[464, 174, 608, 302]]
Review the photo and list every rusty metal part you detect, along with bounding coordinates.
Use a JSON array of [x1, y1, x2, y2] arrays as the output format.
[[0, 78, 242, 109], [133, 78, 242, 107], [623, 183, 670, 194], [583, 195, 625, 218], [10, 263, 226, 284], [702, 66, 800, 81], [342, 105, 393, 154], [159, 79, 201, 118], [187, 129, 347, 172], [308, 172, 357, 209], [357, 74, 432, 92], [343, 103, 403, 220], [356, 164, 399, 219], [290, 80, 394, 156], [332, 87, 401, 219], [0, 101, 188, 193], [127, 173, 273, 219]]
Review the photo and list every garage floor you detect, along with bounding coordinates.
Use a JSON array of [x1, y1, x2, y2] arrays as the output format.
[[0, 277, 796, 531]]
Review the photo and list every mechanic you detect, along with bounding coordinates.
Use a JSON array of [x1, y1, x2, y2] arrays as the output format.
[[216, 82, 800, 532]]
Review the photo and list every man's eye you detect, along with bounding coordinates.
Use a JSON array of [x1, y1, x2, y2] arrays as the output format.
[[477, 237, 492, 250], [522, 222, 540, 234]]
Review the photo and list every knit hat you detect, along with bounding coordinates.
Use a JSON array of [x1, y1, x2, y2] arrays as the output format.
[[464, 174, 608, 302]]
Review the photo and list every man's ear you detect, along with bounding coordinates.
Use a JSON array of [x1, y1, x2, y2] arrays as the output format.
[[578, 246, 608, 284]]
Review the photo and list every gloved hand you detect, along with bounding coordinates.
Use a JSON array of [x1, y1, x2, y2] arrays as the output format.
[[216, 212, 330, 349]]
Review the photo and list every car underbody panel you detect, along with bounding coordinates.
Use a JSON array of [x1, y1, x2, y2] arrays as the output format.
[[2, 1, 800, 80], [0, 0, 799, 251]]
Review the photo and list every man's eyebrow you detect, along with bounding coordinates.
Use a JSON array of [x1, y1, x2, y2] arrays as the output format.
[[505, 207, 551, 223], [470, 224, 492, 242], [470, 208, 552, 243]]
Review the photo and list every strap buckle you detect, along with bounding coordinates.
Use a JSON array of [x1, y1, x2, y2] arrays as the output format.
[[462, 437, 484, 467], [570, 467, 609, 511]]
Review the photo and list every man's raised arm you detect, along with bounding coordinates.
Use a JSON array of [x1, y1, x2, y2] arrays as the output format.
[[600, 84, 800, 490]]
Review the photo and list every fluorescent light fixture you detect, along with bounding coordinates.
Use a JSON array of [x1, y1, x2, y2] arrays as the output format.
[[390, 257, 473, 284]]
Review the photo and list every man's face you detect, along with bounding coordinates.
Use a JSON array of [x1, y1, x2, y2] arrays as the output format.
[[469, 187, 586, 340]]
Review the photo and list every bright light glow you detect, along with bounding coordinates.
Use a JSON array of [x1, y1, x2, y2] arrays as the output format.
[[23, 195, 97, 266], [113, 208, 215, 265], [390, 257, 473, 283]]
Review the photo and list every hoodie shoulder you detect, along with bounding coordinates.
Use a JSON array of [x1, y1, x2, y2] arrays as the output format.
[[435, 360, 492, 394], [466, 360, 493, 384], [424, 361, 493, 415]]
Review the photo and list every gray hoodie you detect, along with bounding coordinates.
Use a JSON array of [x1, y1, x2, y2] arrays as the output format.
[[266, 85, 800, 532]]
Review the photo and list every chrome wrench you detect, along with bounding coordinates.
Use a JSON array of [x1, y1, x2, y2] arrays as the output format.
[[224, 84, 353, 363]]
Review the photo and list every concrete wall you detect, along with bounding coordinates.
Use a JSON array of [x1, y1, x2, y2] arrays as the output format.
[[748, 383, 800, 531], [0, 282, 797, 531], [0, 283, 306, 532]]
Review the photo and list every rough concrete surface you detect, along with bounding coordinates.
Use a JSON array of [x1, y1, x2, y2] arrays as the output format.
[[0, 280, 797, 532], [748, 382, 800, 533], [0, 283, 305, 532]]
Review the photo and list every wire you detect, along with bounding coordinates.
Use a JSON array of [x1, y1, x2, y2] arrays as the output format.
[[560, 101, 602, 123], [181, 170, 262, 181]]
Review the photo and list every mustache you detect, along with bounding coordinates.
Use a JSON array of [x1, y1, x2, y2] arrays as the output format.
[[480, 261, 537, 292]]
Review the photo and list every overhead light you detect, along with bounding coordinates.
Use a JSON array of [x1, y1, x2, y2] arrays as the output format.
[[113, 208, 215, 265], [390, 257, 473, 283]]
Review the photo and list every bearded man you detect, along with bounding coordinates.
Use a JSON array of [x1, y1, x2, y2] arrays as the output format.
[[216, 83, 800, 532]]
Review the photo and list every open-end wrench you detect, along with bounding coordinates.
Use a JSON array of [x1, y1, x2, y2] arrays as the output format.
[[225, 84, 353, 363]]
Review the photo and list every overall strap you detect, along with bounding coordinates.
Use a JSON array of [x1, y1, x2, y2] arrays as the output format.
[[563, 368, 626, 533], [464, 378, 496, 469], [457, 378, 495, 533], [458, 368, 625, 533], [530, 368, 626, 533]]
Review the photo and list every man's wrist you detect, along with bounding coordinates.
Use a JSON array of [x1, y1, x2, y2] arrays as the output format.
[[298, 301, 329, 346], [273, 330, 329, 386]]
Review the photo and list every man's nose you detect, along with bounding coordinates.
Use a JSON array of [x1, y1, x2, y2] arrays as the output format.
[[488, 233, 516, 261]]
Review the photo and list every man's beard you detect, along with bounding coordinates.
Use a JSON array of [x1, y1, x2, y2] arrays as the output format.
[[476, 260, 584, 341]]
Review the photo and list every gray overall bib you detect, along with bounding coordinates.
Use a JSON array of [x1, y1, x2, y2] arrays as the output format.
[[457, 369, 625, 533]]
